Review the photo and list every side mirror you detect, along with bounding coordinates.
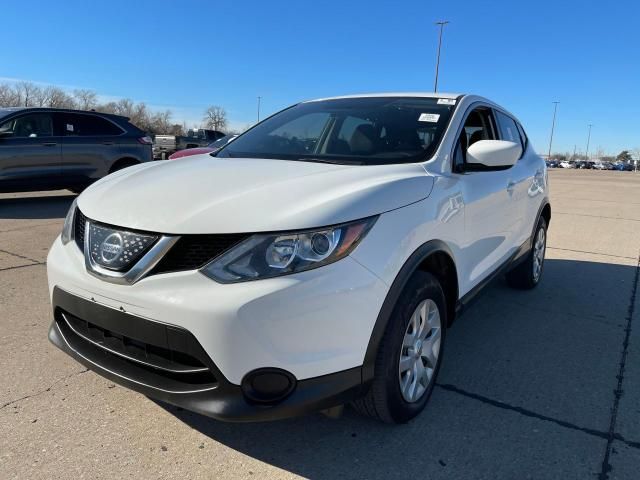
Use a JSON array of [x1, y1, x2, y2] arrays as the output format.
[[467, 140, 521, 169]]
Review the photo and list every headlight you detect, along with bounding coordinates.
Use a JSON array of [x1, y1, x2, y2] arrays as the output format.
[[60, 198, 78, 245], [201, 216, 378, 283]]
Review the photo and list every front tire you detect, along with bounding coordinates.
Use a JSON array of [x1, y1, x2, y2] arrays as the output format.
[[506, 217, 547, 289], [353, 271, 446, 423]]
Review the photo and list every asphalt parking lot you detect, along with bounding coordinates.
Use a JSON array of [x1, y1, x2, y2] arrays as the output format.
[[1, 169, 639, 479]]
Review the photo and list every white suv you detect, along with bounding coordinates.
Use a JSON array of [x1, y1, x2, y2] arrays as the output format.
[[47, 93, 550, 423]]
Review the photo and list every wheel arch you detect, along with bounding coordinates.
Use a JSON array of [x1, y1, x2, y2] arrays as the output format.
[[540, 202, 551, 228], [362, 239, 459, 384], [109, 157, 140, 173], [530, 199, 551, 243]]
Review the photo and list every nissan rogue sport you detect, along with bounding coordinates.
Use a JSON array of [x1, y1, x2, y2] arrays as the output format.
[[0, 107, 153, 193], [47, 93, 550, 423]]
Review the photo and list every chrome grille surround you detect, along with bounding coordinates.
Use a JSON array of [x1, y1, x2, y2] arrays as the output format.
[[84, 219, 179, 285]]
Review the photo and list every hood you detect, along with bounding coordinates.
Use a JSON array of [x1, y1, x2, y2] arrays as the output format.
[[78, 155, 434, 233]]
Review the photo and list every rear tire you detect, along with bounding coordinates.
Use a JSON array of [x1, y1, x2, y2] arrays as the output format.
[[506, 217, 547, 290], [353, 271, 446, 423]]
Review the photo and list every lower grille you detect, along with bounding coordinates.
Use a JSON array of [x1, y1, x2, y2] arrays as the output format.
[[55, 308, 218, 393]]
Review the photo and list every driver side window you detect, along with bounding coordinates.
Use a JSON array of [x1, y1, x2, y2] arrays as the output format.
[[0, 113, 54, 138], [453, 107, 497, 173]]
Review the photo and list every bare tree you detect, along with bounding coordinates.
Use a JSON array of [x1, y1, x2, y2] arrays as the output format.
[[15, 81, 41, 107], [47, 87, 76, 108], [32, 86, 52, 107], [97, 101, 118, 115], [115, 98, 135, 117], [203, 106, 228, 132], [0, 81, 202, 135], [0, 84, 20, 106], [73, 89, 98, 110], [148, 110, 174, 134]]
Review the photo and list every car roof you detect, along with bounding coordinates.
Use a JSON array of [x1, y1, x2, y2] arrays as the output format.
[[305, 92, 463, 102], [0, 106, 129, 121], [302, 92, 521, 124]]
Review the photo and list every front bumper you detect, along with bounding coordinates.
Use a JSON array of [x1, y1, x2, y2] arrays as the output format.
[[47, 237, 387, 384], [47, 234, 388, 420], [49, 287, 364, 421]]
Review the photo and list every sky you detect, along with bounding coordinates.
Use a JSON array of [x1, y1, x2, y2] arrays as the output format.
[[2, 0, 639, 156]]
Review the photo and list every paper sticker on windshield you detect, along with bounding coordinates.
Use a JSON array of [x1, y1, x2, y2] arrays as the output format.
[[66, 124, 74, 132], [437, 98, 456, 105], [419, 113, 440, 123]]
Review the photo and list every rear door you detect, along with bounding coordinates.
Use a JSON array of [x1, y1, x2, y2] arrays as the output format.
[[0, 112, 62, 190], [60, 112, 124, 185]]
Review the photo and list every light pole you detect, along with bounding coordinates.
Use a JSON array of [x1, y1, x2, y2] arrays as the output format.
[[257, 96, 262, 123], [547, 101, 559, 160], [585, 124, 592, 161], [434, 21, 449, 92]]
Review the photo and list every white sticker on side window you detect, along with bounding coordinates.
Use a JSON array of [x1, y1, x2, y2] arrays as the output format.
[[419, 113, 440, 123], [437, 98, 456, 105], [66, 124, 74, 132]]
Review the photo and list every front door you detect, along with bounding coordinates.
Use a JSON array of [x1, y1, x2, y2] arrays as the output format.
[[0, 112, 62, 191], [453, 106, 515, 291]]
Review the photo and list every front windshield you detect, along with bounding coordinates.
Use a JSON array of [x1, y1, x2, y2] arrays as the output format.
[[216, 97, 457, 165]]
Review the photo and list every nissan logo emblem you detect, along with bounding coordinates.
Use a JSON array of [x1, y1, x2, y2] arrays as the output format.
[[100, 232, 124, 264]]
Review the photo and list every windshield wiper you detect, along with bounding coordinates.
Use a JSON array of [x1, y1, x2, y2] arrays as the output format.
[[296, 157, 364, 165]]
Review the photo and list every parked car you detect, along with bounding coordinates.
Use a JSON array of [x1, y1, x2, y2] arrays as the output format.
[[153, 128, 225, 159], [593, 162, 607, 170], [168, 135, 237, 160], [0, 107, 153, 193], [48, 93, 550, 423], [559, 161, 574, 169], [546, 160, 559, 168], [613, 162, 634, 171], [576, 161, 592, 169]]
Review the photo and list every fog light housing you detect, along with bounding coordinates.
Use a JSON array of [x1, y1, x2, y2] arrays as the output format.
[[241, 368, 296, 404]]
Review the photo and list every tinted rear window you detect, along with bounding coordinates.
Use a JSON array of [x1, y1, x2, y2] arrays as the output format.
[[63, 113, 123, 136]]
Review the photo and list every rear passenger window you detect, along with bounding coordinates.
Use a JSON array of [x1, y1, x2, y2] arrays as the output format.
[[495, 111, 521, 146], [64, 114, 123, 136]]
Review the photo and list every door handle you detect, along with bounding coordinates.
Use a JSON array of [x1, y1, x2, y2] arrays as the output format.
[[102, 142, 114, 146], [42, 142, 57, 147]]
